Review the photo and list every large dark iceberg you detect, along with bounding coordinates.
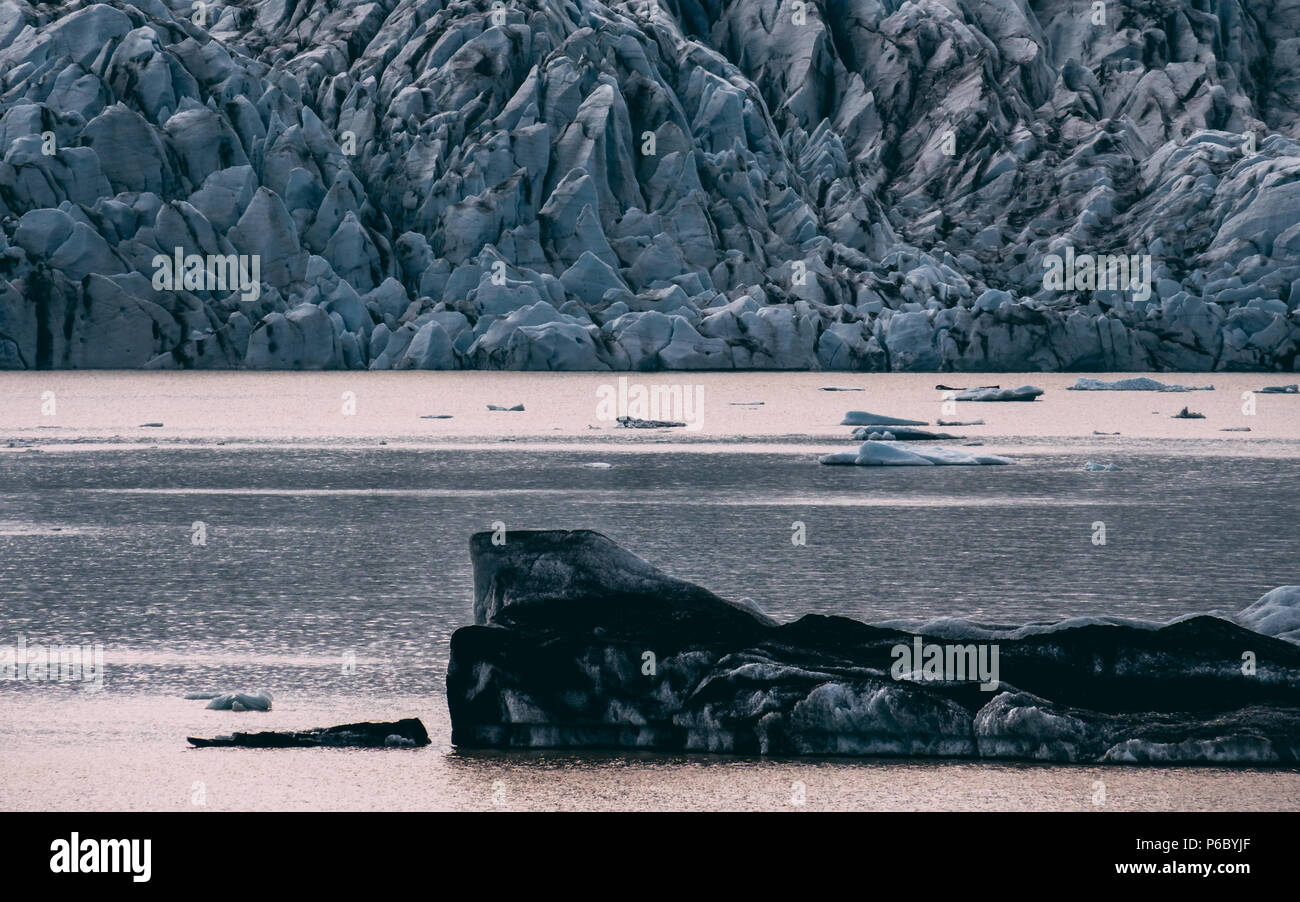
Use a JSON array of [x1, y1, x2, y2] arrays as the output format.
[[2, 1, 1299, 371], [448, 530, 1300, 762]]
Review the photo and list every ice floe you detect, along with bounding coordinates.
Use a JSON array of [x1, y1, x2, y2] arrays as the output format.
[[820, 441, 1014, 466], [1068, 377, 1214, 392]]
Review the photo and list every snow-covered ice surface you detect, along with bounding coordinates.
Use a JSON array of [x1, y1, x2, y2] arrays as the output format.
[[2, 1, 1300, 372]]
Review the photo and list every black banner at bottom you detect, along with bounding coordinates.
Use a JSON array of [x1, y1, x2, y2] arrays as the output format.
[[3, 811, 1285, 889]]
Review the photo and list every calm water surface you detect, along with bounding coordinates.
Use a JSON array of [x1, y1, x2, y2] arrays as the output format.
[[1, 372, 1297, 810]]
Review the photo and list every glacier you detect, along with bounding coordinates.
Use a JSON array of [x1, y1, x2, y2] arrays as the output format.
[[1, 0, 1299, 371]]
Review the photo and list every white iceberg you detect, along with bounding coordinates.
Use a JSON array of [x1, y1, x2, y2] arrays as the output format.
[[953, 385, 1043, 401], [204, 688, 274, 711], [820, 440, 1014, 466], [1068, 377, 1213, 392], [840, 411, 928, 426], [1083, 461, 1121, 471], [1235, 586, 1300, 643]]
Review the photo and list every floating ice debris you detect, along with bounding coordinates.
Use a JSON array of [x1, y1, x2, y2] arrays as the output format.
[[820, 386, 864, 392], [204, 689, 273, 712], [953, 385, 1043, 402], [937, 384, 998, 391], [487, 404, 524, 411], [729, 401, 764, 406], [420, 414, 453, 419], [140, 422, 163, 427], [183, 692, 221, 700], [1092, 430, 1121, 435], [583, 462, 613, 468], [1220, 426, 1252, 432], [821, 440, 1014, 466], [840, 411, 928, 426], [851, 426, 956, 441], [616, 416, 685, 428], [1069, 377, 1213, 392], [937, 419, 985, 426], [1083, 461, 1122, 471], [1172, 407, 1205, 419], [189, 718, 430, 748], [1258, 384, 1299, 394]]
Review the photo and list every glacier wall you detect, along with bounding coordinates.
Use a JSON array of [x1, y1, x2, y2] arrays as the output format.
[[1, 0, 1299, 370]]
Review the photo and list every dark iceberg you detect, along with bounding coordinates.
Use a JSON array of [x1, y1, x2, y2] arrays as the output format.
[[448, 530, 1300, 763], [2, 1, 1299, 371], [188, 717, 431, 748]]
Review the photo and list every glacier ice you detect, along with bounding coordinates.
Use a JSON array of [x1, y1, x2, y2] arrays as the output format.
[[1, 1, 1299, 371]]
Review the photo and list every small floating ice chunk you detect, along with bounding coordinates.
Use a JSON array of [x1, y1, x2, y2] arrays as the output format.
[[616, 416, 685, 428], [583, 462, 613, 468], [1068, 377, 1213, 392], [1092, 430, 1120, 435], [851, 426, 956, 441], [953, 385, 1043, 402], [729, 401, 764, 406], [1258, 384, 1298, 394], [183, 692, 222, 700], [840, 411, 928, 426], [140, 422, 164, 427], [820, 386, 864, 391], [487, 404, 524, 411], [937, 419, 984, 426], [1220, 426, 1252, 432], [420, 414, 453, 419], [1083, 461, 1121, 471], [820, 440, 1013, 466], [204, 689, 273, 711], [1172, 406, 1205, 419]]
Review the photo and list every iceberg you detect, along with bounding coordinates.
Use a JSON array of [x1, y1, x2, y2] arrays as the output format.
[[822, 441, 1013, 466], [953, 386, 1043, 402], [448, 531, 1300, 761], [840, 411, 928, 426], [189, 718, 430, 748], [203, 689, 273, 712], [850, 426, 956, 441], [1068, 377, 1214, 392], [1236, 586, 1300, 643]]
